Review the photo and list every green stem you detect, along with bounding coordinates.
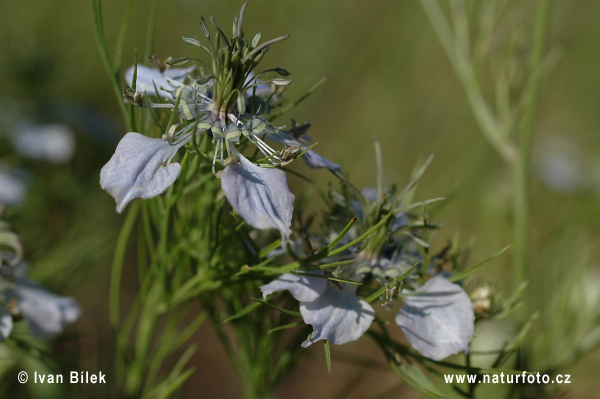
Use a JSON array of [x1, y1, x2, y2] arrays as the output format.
[[109, 201, 140, 329], [91, 0, 131, 128], [512, 0, 552, 291]]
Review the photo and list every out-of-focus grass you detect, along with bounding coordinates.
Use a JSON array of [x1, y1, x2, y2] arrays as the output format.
[[2, 0, 600, 397]]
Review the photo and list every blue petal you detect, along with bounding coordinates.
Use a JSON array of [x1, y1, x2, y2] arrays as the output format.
[[300, 284, 375, 347], [11, 279, 81, 339], [0, 306, 12, 342], [395, 276, 475, 361], [124, 65, 195, 99], [221, 154, 295, 245], [100, 132, 187, 213], [260, 272, 327, 302]]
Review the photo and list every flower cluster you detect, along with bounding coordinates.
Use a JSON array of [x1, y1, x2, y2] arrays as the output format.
[[95, 3, 485, 389], [260, 155, 475, 361]]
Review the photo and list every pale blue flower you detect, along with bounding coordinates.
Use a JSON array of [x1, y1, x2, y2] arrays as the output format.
[[9, 278, 81, 339], [395, 275, 475, 361], [12, 122, 75, 164], [105, 57, 336, 243], [1, 262, 81, 340]]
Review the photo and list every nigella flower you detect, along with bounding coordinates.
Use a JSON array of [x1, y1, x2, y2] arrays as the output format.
[[101, 4, 337, 244], [0, 262, 81, 340], [11, 279, 81, 339], [11, 122, 75, 164]]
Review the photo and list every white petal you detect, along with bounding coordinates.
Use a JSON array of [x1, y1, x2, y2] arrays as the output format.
[[300, 285, 375, 347], [221, 155, 294, 245], [100, 132, 186, 213], [13, 279, 81, 339], [395, 276, 475, 361], [260, 272, 327, 302], [163, 66, 196, 81], [12, 122, 75, 163], [0, 306, 13, 342], [124, 65, 195, 99], [0, 167, 27, 206]]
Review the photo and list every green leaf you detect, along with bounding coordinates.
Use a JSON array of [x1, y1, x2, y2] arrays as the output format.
[[398, 154, 434, 204], [222, 301, 262, 324], [268, 322, 303, 334], [449, 245, 510, 282]]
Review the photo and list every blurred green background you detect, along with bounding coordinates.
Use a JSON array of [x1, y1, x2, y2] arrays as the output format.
[[1, 0, 600, 397]]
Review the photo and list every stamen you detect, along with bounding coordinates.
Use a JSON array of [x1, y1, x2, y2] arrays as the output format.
[[212, 139, 221, 175], [220, 137, 224, 165]]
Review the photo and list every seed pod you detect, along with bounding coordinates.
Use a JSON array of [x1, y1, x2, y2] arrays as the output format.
[[251, 31, 262, 48], [182, 36, 204, 48], [167, 57, 190, 66], [200, 17, 211, 38]]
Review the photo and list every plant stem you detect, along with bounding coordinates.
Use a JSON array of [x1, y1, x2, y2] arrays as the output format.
[[512, 0, 552, 291]]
